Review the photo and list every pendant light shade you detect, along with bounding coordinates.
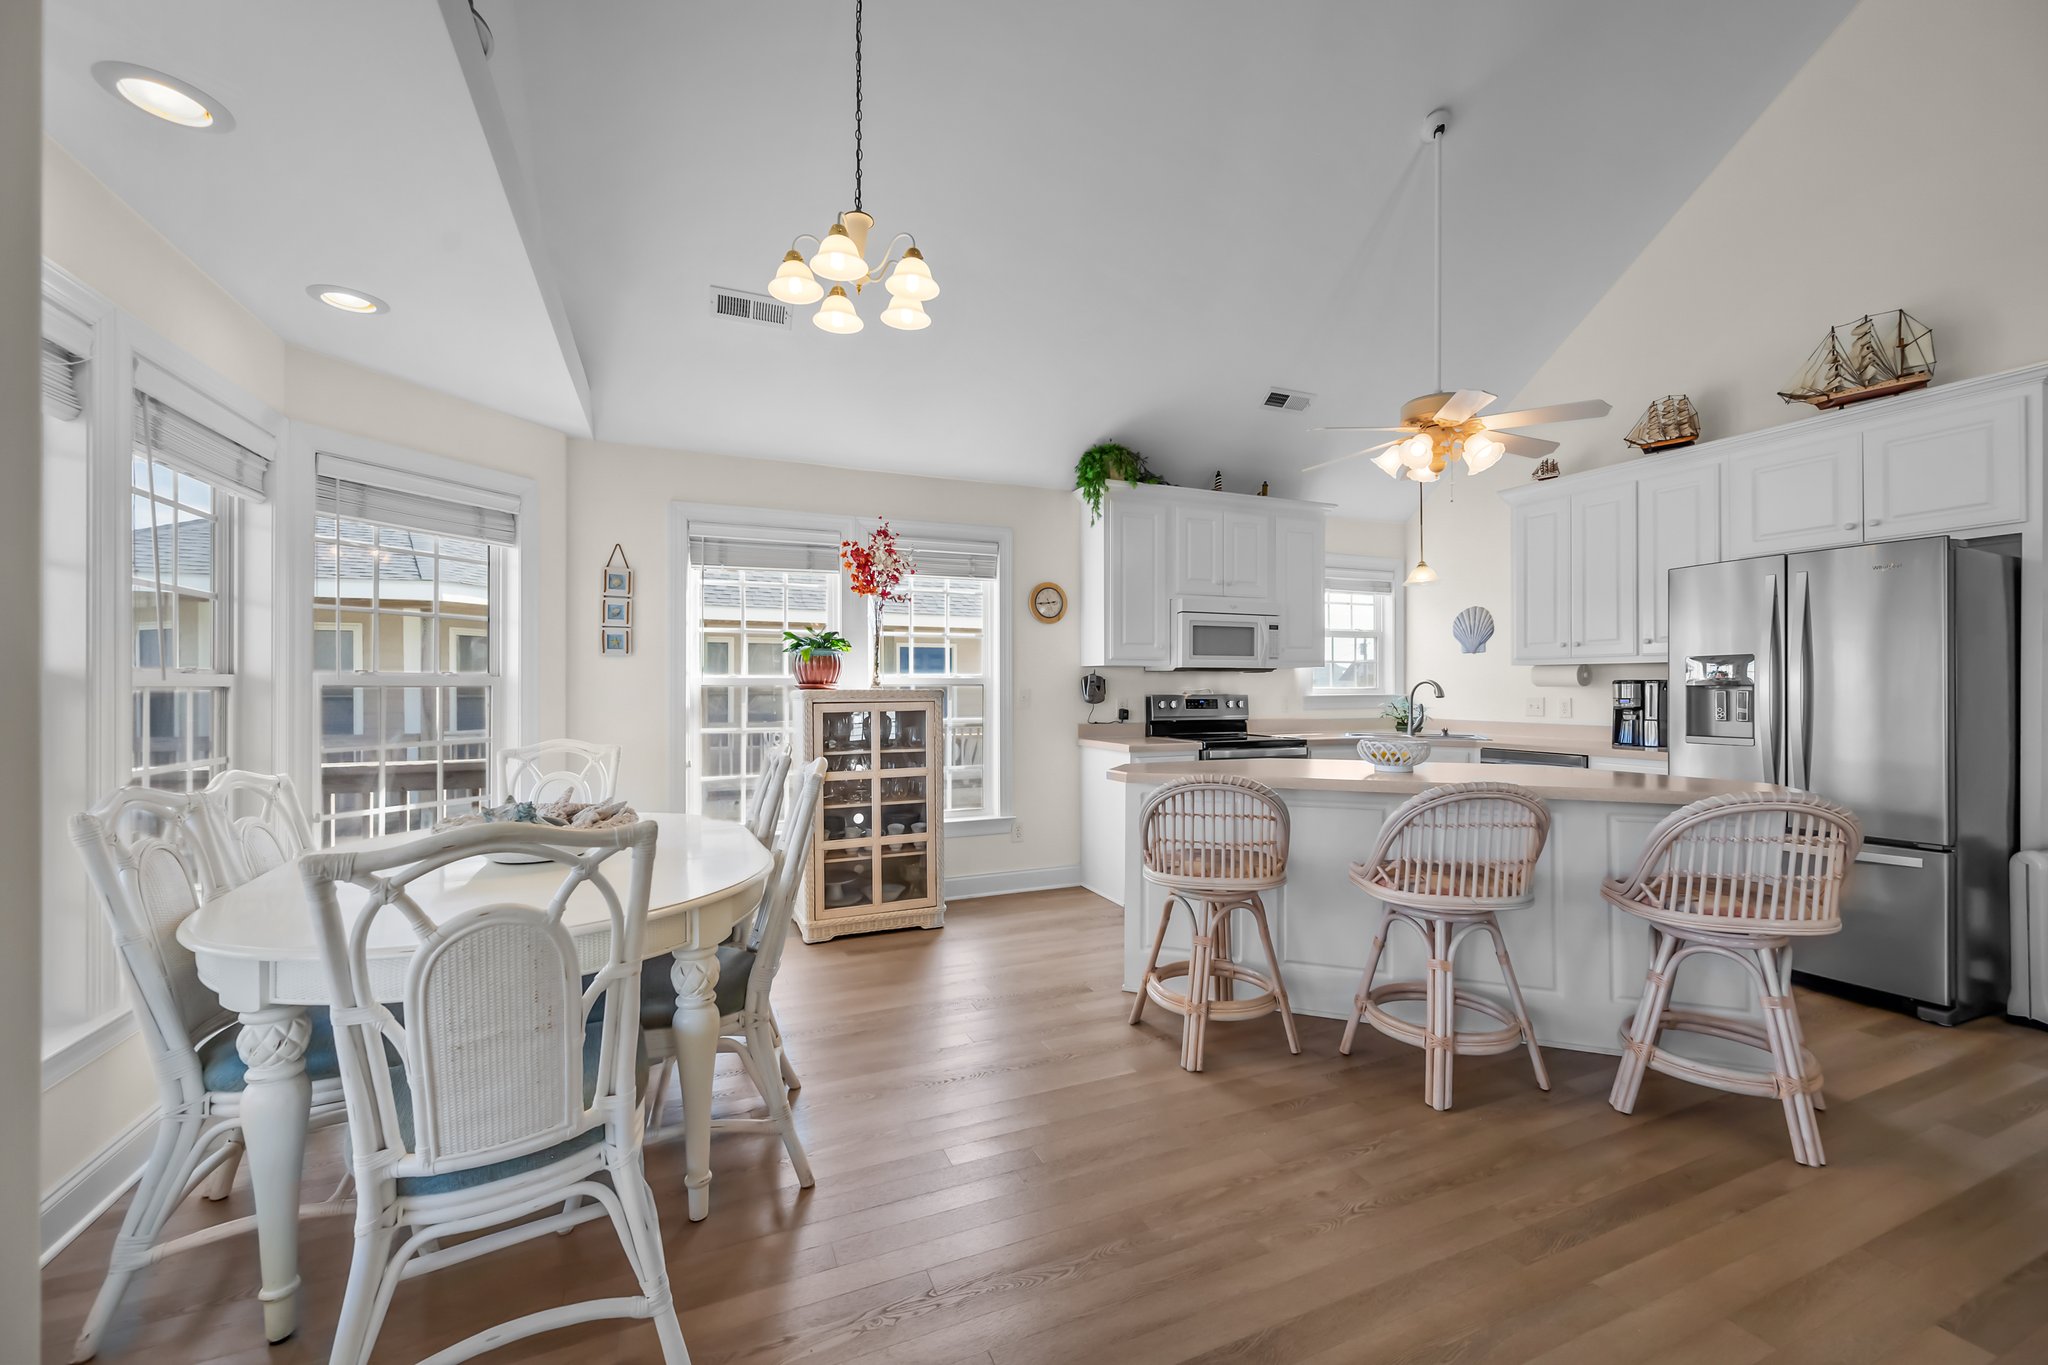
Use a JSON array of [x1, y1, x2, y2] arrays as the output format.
[[1399, 432, 1434, 468], [1462, 431, 1505, 474], [1370, 446, 1406, 476], [813, 286, 864, 334], [880, 293, 930, 330], [769, 250, 826, 305], [885, 247, 940, 300], [810, 226, 869, 282], [1405, 559, 1438, 585]]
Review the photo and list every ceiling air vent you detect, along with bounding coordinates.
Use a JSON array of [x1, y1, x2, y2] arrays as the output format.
[[1263, 387, 1314, 412], [710, 286, 792, 330]]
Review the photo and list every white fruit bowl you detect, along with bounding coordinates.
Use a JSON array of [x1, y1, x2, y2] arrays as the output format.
[[1356, 735, 1432, 773]]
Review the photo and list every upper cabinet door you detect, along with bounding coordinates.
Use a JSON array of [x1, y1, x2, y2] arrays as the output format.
[[1106, 493, 1172, 666], [1636, 463, 1722, 655], [1723, 429, 1865, 557], [1570, 483, 1638, 658], [1169, 505, 1226, 597], [1222, 511, 1275, 599], [1270, 512, 1324, 666], [1511, 494, 1573, 663], [1862, 391, 2027, 539]]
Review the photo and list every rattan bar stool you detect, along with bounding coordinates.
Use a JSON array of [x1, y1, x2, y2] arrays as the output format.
[[1128, 776, 1301, 1072], [1605, 791, 1861, 1167], [1339, 782, 1552, 1110]]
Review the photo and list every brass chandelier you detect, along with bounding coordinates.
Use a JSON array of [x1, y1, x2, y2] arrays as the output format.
[[765, 0, 940, 333]]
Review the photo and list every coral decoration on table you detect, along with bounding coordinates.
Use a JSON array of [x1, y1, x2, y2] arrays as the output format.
[[841, 521, 917, 685]]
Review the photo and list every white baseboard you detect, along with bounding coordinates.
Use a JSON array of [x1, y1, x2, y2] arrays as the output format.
[[41, 1107, 157, 1266], [944, 863, 1082, 902]]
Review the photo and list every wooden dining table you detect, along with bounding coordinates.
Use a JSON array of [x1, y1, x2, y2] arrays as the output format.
[[175, 811, 773, 1343]]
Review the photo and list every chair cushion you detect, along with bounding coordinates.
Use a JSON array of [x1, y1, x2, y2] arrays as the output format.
[[385, 1020, 647, 1196], [197, 1008, 344, 1093], [637, 944, 756, 1027]]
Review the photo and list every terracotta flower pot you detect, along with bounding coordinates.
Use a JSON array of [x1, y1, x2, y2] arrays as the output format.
[[794, 652, 844, 690]]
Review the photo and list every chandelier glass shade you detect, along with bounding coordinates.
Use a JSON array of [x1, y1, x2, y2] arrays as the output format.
[[765, 0, 938, 335]]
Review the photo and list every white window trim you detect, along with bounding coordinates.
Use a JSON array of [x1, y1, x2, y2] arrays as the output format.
[[276, 424, 541, 818], [1299, 553, 1405, 709], [668, 502, 1016, 837]]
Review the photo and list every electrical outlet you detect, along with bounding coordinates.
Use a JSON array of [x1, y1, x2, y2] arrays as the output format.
[[1010, 821, 1025, 843], [1525, 698, 1546, 717], [1558, 698, 1574, 719]]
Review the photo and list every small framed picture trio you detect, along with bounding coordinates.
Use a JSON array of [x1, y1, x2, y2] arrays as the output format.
[[600, 545, 633, 656]]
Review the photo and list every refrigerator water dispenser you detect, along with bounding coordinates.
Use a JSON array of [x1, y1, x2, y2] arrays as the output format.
[[1682, 654, 1755, 743]]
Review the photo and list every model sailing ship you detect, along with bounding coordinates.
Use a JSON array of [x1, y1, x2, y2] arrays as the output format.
[[1778, 309, 1935, 410], [1623, 394, 1700, 450]]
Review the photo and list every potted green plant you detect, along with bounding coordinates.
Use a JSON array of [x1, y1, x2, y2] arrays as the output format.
[[1074, 441, 1165, 523], [1381, 698, 1412, 734], [784, 628, 853, 689]]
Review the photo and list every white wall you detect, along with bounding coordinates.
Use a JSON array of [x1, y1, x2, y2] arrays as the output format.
[[1406, 0, 2048, 721], [3, 5, 45, 1353]]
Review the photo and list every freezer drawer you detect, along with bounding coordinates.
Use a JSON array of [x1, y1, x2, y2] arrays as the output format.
[[1797, 846, 1951, 1006]]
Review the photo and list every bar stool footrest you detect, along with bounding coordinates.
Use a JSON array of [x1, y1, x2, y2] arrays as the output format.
[[1143, 962, 1281, 1022], [1619, 1009, 1823, 1099], [1364, 981, 1527, 1057]]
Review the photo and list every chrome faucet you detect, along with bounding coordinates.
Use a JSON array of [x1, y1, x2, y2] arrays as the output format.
[[1408, 679, 1445, 735]]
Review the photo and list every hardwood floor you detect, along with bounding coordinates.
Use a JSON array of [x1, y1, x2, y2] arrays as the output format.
[[41, 886, 2048, 1364]]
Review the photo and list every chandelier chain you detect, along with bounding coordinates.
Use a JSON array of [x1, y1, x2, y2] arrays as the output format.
[[854, 0, 864, 213]]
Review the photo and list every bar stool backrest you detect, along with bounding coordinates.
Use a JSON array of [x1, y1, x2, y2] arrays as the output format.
[[1140, 776, 1290, 890], [1361, 782, 1551, 911], [1608, 791, 1862, 934]]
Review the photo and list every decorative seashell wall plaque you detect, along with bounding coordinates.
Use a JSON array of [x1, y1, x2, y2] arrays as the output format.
[[1452, 606, 1495, 654]]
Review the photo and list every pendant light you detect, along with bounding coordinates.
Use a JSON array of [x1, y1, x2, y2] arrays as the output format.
[[765, 0, 941, 334], [1406, 483, 1437, 585]]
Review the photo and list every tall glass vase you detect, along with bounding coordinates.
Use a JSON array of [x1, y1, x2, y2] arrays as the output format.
[[868, 595, 883, 688]]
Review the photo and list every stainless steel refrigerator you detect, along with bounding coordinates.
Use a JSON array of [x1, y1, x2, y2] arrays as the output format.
[[1667, 536, 2017, 1023]]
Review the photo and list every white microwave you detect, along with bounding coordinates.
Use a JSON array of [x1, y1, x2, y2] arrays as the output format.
[[1167, 600, 1280, 671]]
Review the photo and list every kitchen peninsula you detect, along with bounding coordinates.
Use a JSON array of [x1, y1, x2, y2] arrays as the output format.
[[1110, 757, 1788, 1054]]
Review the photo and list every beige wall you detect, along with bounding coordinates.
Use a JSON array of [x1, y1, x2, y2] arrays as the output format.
[[4, 4, 44, 1351], [1406, 0, 2048, 722]]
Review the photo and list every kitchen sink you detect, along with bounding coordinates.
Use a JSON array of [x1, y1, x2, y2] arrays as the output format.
[[1342, 730, 1491, 742]]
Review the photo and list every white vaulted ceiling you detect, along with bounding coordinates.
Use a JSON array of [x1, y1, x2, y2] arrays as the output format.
[[44, 0, 1856, 516]]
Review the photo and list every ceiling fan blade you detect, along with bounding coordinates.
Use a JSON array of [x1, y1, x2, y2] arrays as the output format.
[[1481, 398, 1612, 428], [1301, 438, 1402, 474], [1309, 425, 1412, 434], [1492, 431, 1560, 458], [1432, 389, 1497, 426]]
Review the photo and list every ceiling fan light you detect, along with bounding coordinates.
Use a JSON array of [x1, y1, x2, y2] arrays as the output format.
[[885, 248, 940, 300], [810, 225, 869, 282], [813, 286, 864, 334], [880, 294, 930, 330], [769, 251, 825, 304], [1399, 433, 1434, 468], [1404, 463, 1440, 482], [1463, 432, 1506, 474], [1370, 446, 1406, 477], [1405, 558, 1438, 585]]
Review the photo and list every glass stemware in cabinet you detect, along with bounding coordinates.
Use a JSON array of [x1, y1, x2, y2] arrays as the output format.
[[798, 690, 948, 942]]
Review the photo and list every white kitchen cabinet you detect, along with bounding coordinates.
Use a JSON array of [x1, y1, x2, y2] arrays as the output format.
[[1636, 462, 1722, 654], [1570, 483, 1638, 658], [1862, 390, 2028, 539], [1171, 505, 1275, 600], [1270, 512, 1325, 665], [1079, 488, 1172, 667], [1511, 493, 1574, 663], [1223, 512, 1274, 599], [1722, 429, 1864, 557]]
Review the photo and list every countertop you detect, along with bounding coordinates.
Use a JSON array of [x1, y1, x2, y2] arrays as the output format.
[[1078, 717, 1666, 763], [1107, 758, 1776, 806]]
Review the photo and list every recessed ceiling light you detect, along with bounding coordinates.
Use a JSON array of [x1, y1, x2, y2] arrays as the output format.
[[306, 285, 390, 315], [90, 62, 234, 132]]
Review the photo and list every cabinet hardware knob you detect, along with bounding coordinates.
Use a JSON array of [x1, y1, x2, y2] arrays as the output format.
[[1869, 518, 1882, 526], [1843, 522, 1857, 530]]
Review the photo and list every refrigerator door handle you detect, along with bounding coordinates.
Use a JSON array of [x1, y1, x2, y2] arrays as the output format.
[[1788, 570, 1811, 791], [1759, 571, 1781, 784], [1855, 849, 1926, 869]]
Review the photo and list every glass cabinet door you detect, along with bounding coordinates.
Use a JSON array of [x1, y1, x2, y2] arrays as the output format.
[[812, 699, 939, 918]]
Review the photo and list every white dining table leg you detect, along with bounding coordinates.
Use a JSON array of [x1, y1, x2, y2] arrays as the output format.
[[235, 1004, 313, 1342], [670, 946, 721, 1221]]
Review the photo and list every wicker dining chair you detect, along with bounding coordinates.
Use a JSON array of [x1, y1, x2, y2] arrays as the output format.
[[1604, 791, 1862, 1167], [1128, 775, 1300, 1072], [199, 769, 315, 888], [1339, 782, 1552, 1111], [743, 742, 793, 845], [498, 738, 622, 805]]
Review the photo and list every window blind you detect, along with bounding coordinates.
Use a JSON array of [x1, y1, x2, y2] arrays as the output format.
[[42, 340, 84, 421], [1327, 565, 1397, 596], [315, 452, 520, 546], [134, 393, 271, 501], [901, 535, 1001, 581], [687, 522, 845, 573]]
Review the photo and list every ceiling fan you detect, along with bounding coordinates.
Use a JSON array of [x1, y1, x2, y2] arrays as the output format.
[[1305, 109, 1609, 481]]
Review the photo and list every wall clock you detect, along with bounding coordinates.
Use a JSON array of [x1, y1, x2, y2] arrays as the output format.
[[1029, 582, 1067, 623]]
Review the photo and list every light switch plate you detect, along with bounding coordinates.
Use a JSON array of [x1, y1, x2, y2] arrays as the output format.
[[1525, 698, 1546, 717], [1558, 698, 1574, 719]]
